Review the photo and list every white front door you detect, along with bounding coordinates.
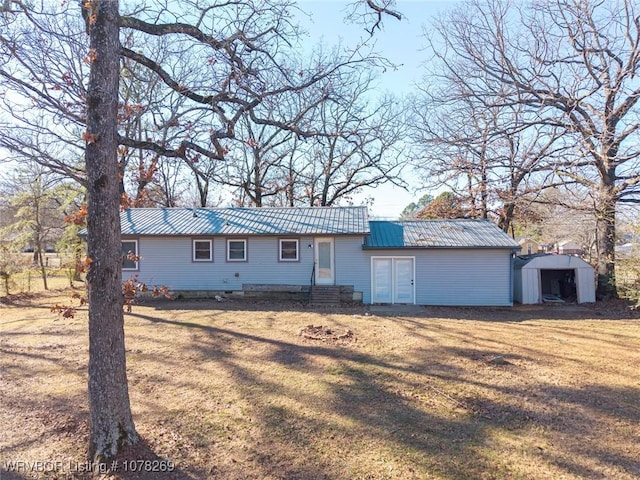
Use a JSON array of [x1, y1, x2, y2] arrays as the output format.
[[372, 257, 415, 304], [315, 238, 334, 285]]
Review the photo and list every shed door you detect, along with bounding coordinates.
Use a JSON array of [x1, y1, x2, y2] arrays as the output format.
[[372, 257, 415, 304]]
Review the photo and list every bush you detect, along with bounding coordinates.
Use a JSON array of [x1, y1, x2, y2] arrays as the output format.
[[617, 254, 640, 306], [0, 246, 24, 296]]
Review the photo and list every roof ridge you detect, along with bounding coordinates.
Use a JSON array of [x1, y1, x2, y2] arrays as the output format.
[[124, 205, 367, 211], [370, 218, 492, 223]]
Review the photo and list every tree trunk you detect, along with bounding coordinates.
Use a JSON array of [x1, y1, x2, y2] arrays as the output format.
[[595, 180, 617, 299], [1, 273, 10, 296], [36, 245, 48, 290], [253, 162, 262, 207], [479, 151, 488, 220], [83, 0, 138, 462], [198, 183, 207, 207], [499, 201, 516, 234], [73, 244, 83, 282]]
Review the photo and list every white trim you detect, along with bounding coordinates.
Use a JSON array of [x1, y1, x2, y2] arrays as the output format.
[[227, 238, 247, 262], [192, 239, 213, 262], [279, 238, 299, 262], [122, 239, 139, 271]]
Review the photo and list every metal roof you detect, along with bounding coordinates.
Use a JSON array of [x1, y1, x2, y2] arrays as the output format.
[[119, 206, 370, 236], [514, 253, 594, 270], [364, 220, 521, 249]]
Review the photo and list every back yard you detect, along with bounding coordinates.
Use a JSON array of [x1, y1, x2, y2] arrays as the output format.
[[1, 289, 639, 479]]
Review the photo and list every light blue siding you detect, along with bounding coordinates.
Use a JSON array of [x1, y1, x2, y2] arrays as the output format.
[[126, 235, 367, 294], [126, 235, 513, 306], [364, 249, 513, 306], [334, 236, 369, 297]]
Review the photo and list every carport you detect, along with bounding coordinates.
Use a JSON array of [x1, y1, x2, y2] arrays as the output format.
[[513, 254, 596, 304]]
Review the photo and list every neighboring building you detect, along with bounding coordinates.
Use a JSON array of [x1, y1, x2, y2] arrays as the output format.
[[518, 237, 540, 255], [539, 243, 553, 253], [513, 254, 596, 304], [557, 239, 583, 256], [615, 243, 637, 258], [117, 207, 521, 306]]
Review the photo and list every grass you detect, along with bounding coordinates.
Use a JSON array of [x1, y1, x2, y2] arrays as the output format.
[[1, 290, 639, 479], [1, 269, 76, 296]]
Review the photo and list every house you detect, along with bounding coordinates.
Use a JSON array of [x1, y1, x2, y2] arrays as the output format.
[[118, 207, 520, 306], [513, 254, 595, 304], [557, 239, 582, 256], [518, 237, 540, 255]]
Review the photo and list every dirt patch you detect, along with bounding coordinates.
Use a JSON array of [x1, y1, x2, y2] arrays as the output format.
[[298, 325, 356, 343]]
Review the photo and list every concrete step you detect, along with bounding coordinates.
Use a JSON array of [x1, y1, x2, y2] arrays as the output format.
[[310, 286, 341, 305]]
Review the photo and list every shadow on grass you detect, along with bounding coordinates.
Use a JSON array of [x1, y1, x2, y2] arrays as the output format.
[[460, 381, 640, 478], [421, 301, 639, 321], [0, 468, 30, 480], [140, 294, 639, 323], [0, 325, 194, 480], [125, 309, 640, 479], [127, 310, 496, 478], [7, 300, 636, 479], [110, 438, 195, 480]]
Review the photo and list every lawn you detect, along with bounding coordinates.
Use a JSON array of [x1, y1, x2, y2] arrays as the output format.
[[1, 290, 639, 479]]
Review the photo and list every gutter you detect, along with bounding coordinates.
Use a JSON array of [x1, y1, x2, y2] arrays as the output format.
[[361, 245, 521, 250]]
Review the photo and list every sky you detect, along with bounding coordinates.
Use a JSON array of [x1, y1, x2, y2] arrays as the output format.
[[295, 1, 460, 218]]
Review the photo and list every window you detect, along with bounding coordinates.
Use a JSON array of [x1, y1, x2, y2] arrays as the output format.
[[279, 239, 299, 261], [227, 239, 247, 261], [193, 239, 213, 262], [122, 240, 138, 270]]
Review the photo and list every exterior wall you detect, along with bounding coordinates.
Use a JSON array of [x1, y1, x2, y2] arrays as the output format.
[[513, 267, 523, 303], [124, 234, 367, 298], [127, 235, 515, 306], [364, 248, 513, 306], [557, 241, 582, 255], [519, 239, 539, 255], [334, 236, 369, 301]]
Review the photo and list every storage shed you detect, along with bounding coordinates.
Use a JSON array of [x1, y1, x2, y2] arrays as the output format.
[[513, 254, 595, 304]]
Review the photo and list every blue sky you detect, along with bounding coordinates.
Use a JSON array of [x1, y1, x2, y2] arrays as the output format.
[[297, 0, 456, 94], [295, 1, 461, 217]]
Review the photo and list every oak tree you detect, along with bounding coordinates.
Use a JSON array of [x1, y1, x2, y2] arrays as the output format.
[[81, 0, 139, 462], [2, 0, 403, 464], [420, 0, 640, 296]]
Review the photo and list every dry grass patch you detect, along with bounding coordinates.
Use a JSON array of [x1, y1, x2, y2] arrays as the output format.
[[1, 291, 639, 479]]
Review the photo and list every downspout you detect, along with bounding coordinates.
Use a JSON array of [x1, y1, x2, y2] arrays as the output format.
[[509, 249, 516, 306]]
